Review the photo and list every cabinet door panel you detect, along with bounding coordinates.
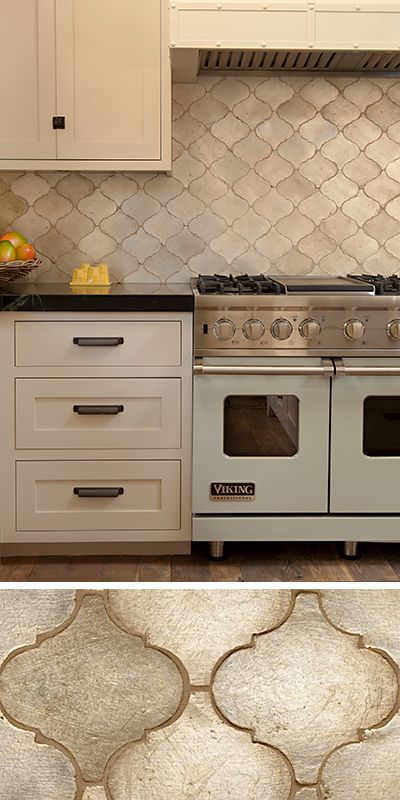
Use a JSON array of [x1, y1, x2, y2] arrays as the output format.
[[16, 460, 180, 531], [56, 0, 161, 160], [16, 378, 181, 450], [15, 321, 182, 367], [0, 0, 56, 159]]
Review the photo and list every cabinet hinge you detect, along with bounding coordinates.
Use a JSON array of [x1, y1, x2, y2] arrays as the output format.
[[52, 116, 65, 130]]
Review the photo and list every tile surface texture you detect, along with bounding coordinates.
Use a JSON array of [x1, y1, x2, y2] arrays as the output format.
[[107, 694, 292, 800], [212, 593, 397, 783], [2, 76, 400, 282], [1, 589, 400, 799], [0, 594, 184, 782], [108, 588, 292, 681]]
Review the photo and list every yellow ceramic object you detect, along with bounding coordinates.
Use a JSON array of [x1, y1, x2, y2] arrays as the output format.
[[70, 263, 111, 286], [70, 286, 110, 295]]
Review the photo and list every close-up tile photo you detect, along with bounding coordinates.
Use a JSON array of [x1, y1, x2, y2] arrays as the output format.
[[3, 3, 400, 796], [1, 588, 400, 799]]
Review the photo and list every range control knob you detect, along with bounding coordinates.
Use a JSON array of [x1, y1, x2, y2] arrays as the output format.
[[213, 318, 236, 341], [343, 319, 365, 340], [271, 318, 293, 341], [387, 319, 400, 341], [242, 318, 265, 341], [299, 318, 321, 340]]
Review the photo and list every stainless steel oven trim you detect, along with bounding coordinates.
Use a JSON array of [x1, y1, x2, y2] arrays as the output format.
[[194, 290, 400, 357], [334, 357, 400, 376], [194, 357, 334, 377]]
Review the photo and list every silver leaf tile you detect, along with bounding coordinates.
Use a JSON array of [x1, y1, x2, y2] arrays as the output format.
[[210, 229, 248, 263], [3, 76, 400, 282], [0, 595, 184, 782], [212, 593, 397, 785]]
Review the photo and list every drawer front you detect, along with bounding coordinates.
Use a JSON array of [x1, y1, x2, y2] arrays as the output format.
[[16, 378, 181, 449], [16, 461, 180, 531], [15, 321, 181, 367]]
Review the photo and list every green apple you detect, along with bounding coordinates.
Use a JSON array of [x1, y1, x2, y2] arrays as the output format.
[[0, 231, 27, 248], [0, 241, 16, 262]]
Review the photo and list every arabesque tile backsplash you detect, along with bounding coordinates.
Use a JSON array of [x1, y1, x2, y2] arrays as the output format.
[[2, 589, 400, 799], [1, 75, 400, 283]]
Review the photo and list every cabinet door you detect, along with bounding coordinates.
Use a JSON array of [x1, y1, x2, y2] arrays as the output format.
[[56, 0, 162, 160], [16, 460, 181, 531], [0, 0, 56, 159], [16, 378, 181, 450]]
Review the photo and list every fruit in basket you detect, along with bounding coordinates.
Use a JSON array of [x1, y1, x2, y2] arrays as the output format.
[[0, 231, 27, 249], [15, 242, 36, 261], [0, 241, 16, 263]]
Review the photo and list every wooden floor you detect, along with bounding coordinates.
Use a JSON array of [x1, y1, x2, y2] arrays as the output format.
[[2, 541, 400, 582]]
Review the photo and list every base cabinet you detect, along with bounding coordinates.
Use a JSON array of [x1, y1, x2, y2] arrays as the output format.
[[16, 460, 181, 533], [0, 311, 192, 553], [16, 378, 181, 450]]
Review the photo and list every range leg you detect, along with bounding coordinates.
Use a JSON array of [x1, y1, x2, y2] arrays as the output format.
[[341, 541, 360, 559], [208, 541, 225, 560]]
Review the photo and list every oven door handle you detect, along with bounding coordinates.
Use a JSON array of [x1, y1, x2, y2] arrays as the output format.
[[336, 364, 400, 377], [194, 358, 334, 377]]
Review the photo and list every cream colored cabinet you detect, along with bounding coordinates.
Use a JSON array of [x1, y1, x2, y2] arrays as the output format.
[[16, 378, 181, 450], [0, 312, 192, 553], [0, 0, 171, 170], [0, 0, 56, 160], [16, 460, 181, 532], [15, 320, 181, 367]]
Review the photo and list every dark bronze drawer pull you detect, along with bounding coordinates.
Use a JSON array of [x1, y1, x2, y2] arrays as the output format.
[[73, 405, 124, 415], [73, 336, 124, 347], [73, 487, 124, 498]]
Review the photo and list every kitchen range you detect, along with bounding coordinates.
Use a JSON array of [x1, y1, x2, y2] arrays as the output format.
[[192, 273, 400, 560]]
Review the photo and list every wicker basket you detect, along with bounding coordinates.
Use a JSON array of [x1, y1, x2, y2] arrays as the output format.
[[0, 258, 42, 286]]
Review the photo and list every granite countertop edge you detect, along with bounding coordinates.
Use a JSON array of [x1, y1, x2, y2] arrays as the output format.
[[0, 283, 194, 312]]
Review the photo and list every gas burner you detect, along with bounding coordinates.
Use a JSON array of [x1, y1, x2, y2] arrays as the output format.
[[197, 274, 284, 295], [348, 274, 400, 295], [194, 272, 400, 356]]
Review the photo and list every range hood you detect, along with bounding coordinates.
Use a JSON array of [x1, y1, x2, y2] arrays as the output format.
[[170, 1, 400, 80]]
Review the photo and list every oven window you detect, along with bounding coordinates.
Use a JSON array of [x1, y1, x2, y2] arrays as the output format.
[[224, 395, 299, 457], [364, 396, 400, 456]]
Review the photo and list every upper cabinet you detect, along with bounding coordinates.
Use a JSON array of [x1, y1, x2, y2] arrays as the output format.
[[0, 0, 171, 171], [0, 0, 56, 161]]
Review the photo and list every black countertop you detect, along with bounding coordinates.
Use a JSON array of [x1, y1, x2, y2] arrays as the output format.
[[0, 282, 194, 312]]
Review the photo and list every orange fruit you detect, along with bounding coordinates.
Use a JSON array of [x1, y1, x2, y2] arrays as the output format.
[[16, 242, 36, 261]]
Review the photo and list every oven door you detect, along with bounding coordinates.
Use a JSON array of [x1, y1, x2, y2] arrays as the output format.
[[330, 358, 400, 513], [193, 357, 332, 514]]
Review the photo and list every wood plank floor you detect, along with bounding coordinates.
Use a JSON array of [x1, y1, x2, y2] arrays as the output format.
[[2, 541, 400, 582]]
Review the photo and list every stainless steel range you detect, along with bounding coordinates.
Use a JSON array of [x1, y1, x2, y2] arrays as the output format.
[[192, 273, 400, 559]]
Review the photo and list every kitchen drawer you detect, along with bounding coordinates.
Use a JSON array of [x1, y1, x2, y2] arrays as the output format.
[[15, 321, 181, 367], [16, 460, 180, 531], [16, 378, 181, 450]]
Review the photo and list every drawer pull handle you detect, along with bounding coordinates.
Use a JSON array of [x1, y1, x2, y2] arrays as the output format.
[[73, 487, 124, 498], [73, 336, 124, 347], [73, 405, 124, 415]]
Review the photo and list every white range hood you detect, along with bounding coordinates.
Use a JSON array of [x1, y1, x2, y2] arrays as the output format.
[[170, 1, 400, 79]]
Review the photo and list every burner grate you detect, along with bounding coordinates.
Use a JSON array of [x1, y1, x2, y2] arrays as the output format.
[[348, 274, 400, 295], [197, 274, 284, 295]]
